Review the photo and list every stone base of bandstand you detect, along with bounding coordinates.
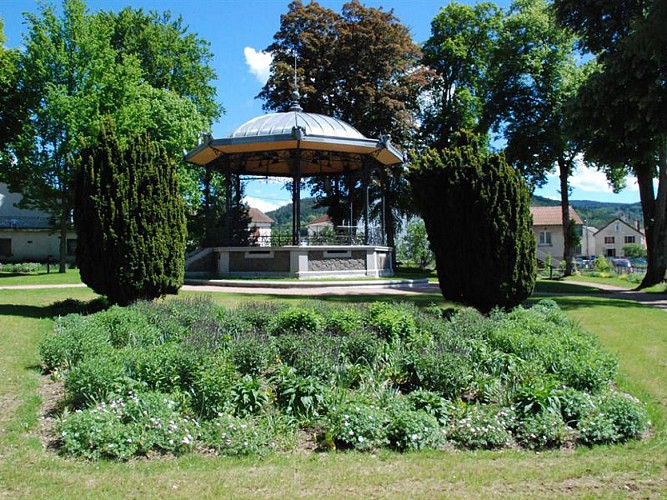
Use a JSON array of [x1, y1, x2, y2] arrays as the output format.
[[185, 245, 393, 279]]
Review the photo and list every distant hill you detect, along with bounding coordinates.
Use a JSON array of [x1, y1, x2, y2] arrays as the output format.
[[265, 198, 327, 229], [265, 195, 643, 233], [531, 195, 643, 230]]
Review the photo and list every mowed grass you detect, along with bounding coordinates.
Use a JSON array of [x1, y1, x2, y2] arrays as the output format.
[[0, 269, 83, 286], [1, 285, 666, 498]]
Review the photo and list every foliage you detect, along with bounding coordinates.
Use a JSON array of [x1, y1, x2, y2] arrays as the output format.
[[420, 2, 502, 148], [75, 120, 186, 305], [260, 0, 428, 255], [445, 405, 515, 449], [40, 298, 648, 460], [623, 243, 647, 259], [554, 0, 667, 288], [396, 218, 435, 270], [0, 0, 217, 271], [409, 138, 536, 313]]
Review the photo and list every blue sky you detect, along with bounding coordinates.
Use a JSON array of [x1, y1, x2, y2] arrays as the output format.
[[1, 0, 642, 211]]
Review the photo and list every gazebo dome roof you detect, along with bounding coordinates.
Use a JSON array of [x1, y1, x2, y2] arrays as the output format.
[[184, 109, 404, 176], [230, 111, 367, 141]]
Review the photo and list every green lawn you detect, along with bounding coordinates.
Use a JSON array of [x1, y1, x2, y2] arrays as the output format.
[[1, 285, 666, 497], [0, 269, 83, 286]]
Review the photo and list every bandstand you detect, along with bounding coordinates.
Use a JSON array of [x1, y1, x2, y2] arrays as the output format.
[[184, 94, 404, 279]]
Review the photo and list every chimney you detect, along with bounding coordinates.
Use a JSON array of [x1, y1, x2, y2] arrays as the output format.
[[635, 220, 640, 230]]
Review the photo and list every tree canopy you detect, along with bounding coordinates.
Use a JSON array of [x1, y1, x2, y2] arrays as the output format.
[[0, 0, 220, 271], [554, 0, 667, 287]]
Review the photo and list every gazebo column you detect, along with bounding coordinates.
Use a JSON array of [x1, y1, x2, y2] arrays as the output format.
[[224, 168, 232, 246], [291, 151, 302, 245], [363, 161, 370, 245]]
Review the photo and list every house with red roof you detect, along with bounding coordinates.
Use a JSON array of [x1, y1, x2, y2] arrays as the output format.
[[530, 206, 583, 263]]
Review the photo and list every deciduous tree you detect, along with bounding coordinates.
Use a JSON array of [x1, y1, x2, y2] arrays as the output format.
[[554, 0, 667, 287], [260, 0, 426, 260]]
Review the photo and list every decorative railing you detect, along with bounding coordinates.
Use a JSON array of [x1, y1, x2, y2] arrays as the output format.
[[0, 215, 54, 229]]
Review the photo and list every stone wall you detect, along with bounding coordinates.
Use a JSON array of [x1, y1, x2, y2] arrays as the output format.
[[229, 250, 290, 273], [308, 250, 366, 272]]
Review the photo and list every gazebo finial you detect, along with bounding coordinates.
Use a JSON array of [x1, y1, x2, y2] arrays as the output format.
[[289, 53, 303, 112]]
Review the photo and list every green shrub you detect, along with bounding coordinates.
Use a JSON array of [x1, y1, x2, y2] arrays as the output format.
[[598, 392, 649, 442], [515, 410, 571, 450], [445, 404, 515, 449], [190, 357, 236, 419], [407, 389, 452, 423], [40, 314, 111, 372], [201, 414, 280, 456], [325, 307, 365, 336], [273, 333, 340, 380], [342, 329, 385, 365], [386, 408, 444, 451], [226, 333, 277, 375], [270, 307, 323, 335], [64, 349, 133, 408], [409, 347, 472, 400], [577, 410, 619, 445], [367, 302, 417, 341], [57, 392, 198, 460], [559, 388, 596, 427], [124, 343, 203, 394], [95, 306, 162, 348], [326, 400, 389, 451], [273, 367, 329, 421], [230, 375, 271, 416]]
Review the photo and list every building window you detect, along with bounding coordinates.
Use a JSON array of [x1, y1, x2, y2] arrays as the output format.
[[0, 238, 11, 256], [624, 236, 636, 244], [615, 223, 620, 232], [66, 239, 77, 257], [604, 236, 615, 244], [606, 248, 616, 257], [538, 231, 552, 246]]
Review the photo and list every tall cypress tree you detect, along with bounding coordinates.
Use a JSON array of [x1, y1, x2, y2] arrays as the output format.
[[76, 119, 186, 305], [409, 136, 536, 312]]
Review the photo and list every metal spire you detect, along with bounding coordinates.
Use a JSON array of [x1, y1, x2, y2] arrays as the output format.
[[289, 53, 303, 112]]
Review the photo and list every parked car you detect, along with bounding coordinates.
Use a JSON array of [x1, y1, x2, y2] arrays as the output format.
[[612, 258, 633, 273]]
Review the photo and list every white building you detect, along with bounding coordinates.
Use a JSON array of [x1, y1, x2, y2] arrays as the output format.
[[248, 207, 274, 246], [0, 183, 76, 262], [593, 218, 645, 257]]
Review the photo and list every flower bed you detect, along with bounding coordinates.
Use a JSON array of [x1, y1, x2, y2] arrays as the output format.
[[40, 298, 648, 460]]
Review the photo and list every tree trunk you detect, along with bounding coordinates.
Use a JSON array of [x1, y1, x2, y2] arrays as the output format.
[[59, 199, 69, 273], [558, 157, 574, 277], [639, 144, 667, 288]]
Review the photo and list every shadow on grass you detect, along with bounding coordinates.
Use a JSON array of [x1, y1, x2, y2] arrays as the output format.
[[528, 295, 652, 312], [0, 297, 108, 320]]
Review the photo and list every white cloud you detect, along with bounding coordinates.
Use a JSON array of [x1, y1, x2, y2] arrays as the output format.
[[244, 47, 273, 84], [569, 162, 616, 193], [244, 196, 289, 214]]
